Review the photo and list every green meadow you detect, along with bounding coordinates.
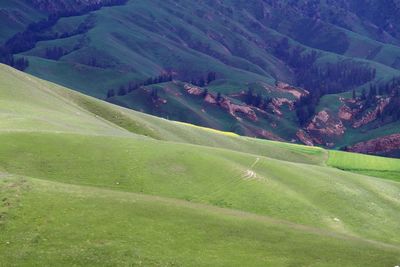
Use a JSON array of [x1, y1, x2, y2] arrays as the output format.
[[0, 64, 400, 266]]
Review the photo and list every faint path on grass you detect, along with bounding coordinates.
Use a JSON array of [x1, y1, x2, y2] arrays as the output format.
[[242, 157, 260, 181], [208, 157, 263, 198]]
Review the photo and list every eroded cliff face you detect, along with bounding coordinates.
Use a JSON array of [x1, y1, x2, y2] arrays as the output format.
[[352, 97, 390, 128], [184, 84, 203, 96], [346, 134, 400, 155], [270, 98, 295, 116], [255, 129, 284, 141], [220, 99, 258, 121], [275, 82, 309, 99], [295, 94, 399, 154], [296, 110, 346, 147], [296, 130, 314, 146], [184, 83, 258, 121], [183, 80, 399, 154]]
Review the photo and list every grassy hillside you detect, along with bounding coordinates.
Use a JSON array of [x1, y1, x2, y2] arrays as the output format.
[[2, 176, 399, 267], [328, 150, 400, 182], [0, 178, 398, 266], [2, 0, 400, 153], [0, 64, 326, 165], [11, 0, 400, 91], [0, 1, 47, 41], [1, 64, 400, 266]]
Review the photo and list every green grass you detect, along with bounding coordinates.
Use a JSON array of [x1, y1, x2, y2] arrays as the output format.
[[2, 176, 399, 267], [0, 2, 47, 42], [1, 64, 400, 266], [6, 0, 400, 148], [5, 0, 400, 153], [2, 130, 400, 241], [328, 150, 400, 181]]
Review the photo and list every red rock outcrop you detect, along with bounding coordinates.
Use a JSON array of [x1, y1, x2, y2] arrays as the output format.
[[204, 93, 217, 104], [276, 82, 309, 99], [184, 84, 203, 96], [346, 134, 400, 155], [298, 110, 345, 146], [307, 110, 345, 137], [270, 97, 295, 116], [220, 99, 257, 121], [296, 130, 314, 146], [256, 129, 284, 141], [338, 105, 354, 121], [352, 97, 390, 128], [202, 93, 257, 121]]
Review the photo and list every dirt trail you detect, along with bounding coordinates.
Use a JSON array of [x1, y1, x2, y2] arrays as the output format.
[[242, 157, 260, 180], [250, 157, 260, 168]]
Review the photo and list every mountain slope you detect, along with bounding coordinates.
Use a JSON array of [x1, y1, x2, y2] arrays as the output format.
[[1, 0, 400, 155], [0, 64, 400, 266]]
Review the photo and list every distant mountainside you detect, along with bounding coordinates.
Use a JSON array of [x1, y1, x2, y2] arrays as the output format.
[[1, 0, 400, 156]]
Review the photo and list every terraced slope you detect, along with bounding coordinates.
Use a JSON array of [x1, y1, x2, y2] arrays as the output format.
[[0, 64, 400, 266]]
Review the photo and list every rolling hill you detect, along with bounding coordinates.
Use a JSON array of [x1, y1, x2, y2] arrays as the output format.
[[1, 0, 400, 156], [1, 64, 400, 266]]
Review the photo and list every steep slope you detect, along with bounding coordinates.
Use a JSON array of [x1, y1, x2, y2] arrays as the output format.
[[0, 1, 47, 41], [0, 64, 327, 164], [1, 0, 400, 155], [0, 64, 400, 266]]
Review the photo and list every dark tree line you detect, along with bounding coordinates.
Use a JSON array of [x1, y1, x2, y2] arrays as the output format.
[[295, 91, 320, 126], [143, 74, 173, 86], [373, 77, 400, 96], [0, 47, 29, 71], [274, 38, 376, 125], [275, 38, 376, 95], [359, 78, 400, 123], [44, 37, 86, 61], [150, 88, 159, 101], [4, 0, 126, 55], [297, 61, 376, 95], [348, 79, 400, 124], [380, 89, 400, 122], [45, 47, 65, 60], [207, 72, 217, 84], [295, 61, 375, 125], [106, 73, 173, 99], [244, 88, 272, 111], [0, 0, 127, 71], [186, 71, 217, 87]]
